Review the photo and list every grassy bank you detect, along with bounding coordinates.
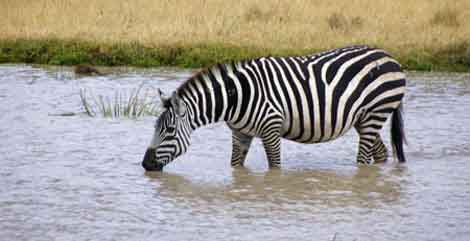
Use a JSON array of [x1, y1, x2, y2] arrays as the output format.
[[1, 0, 470, 71], [0, 38, 271, 68], [1, 38, 469, 72]]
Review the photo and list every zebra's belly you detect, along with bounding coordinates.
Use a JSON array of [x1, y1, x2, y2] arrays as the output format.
[[280, 129, 350, 144], [281, 131, 348, 144], [280, 114, 358, 144]]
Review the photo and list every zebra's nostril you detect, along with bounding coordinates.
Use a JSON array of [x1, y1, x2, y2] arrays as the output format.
[[142, 160, 164, 171], [143, 148, 156, 163], [142, 148, 164, 171]]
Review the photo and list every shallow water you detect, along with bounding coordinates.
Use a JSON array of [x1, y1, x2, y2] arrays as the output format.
[[1, 65, 470, 241]]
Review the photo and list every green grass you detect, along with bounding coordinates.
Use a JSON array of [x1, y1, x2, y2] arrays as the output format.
[[1, 38, 470, 72], [0, 38, 269, 68], [79, 86, 159, 118], [396, 42, 470, 72]]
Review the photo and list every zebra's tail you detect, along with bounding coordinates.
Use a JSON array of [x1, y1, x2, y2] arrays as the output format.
[[391, 104, 407, 163]]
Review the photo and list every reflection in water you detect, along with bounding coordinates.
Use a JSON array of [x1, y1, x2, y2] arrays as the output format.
[[1, 65, 470, 241], [146, 166, 404, 209]]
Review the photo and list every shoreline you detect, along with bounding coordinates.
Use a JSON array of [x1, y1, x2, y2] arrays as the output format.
[[1, 38, 469, 72]]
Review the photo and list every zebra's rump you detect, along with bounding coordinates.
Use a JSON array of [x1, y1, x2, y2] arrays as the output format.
[[270, 46, 406, 144]]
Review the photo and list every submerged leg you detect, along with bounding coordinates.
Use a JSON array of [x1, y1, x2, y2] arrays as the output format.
[[230, 131, 253, 167], [372, 135, 388, 163]]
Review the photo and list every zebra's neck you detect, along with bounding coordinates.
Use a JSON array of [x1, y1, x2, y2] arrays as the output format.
[[177, 63, 238, 130]]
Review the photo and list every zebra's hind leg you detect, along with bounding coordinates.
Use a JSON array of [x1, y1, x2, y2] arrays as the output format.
[[372, 135, 388, 163], [230, 131, 253, 167], [356, 106, 397, 164], [355, 117, 387, 164], [355, 115, 387, 165], [356, 131, 376, 164]]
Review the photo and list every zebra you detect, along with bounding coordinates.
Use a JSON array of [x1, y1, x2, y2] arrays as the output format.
[[142, 45, 406, 171]]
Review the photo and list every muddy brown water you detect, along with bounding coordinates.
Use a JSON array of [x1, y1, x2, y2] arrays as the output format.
[[1, 65, 470, 241]]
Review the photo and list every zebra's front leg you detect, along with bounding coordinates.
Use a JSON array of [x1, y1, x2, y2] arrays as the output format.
[[261, 129, 282, 168], [230, 131, 253, 167]]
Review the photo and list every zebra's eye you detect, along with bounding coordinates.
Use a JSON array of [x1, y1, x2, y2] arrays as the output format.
[[166, 126, 176, 133]]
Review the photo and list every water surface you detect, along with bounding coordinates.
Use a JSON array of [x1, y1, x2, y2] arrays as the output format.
[[1, 65, 470, 241]]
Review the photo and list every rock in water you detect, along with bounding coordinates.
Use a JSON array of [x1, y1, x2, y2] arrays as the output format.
[[74, 64, 102, 75]]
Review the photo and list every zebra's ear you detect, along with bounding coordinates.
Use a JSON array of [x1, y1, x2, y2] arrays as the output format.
[[157, 88, 166, 102], [157, 88, 170, 108], [170, 91, 186, 117]]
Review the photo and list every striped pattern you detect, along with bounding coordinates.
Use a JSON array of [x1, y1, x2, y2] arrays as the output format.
[[143, 45, 407, 170]]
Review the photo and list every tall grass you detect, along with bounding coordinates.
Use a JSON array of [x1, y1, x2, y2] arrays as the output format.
[[79, 86, 159, 118], [1, 0, 469, 54]]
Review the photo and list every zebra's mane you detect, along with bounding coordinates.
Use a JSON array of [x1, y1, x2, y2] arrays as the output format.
[[176, 61, 238, 94]]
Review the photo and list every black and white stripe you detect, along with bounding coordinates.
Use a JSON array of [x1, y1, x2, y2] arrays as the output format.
[[142, 45, 407, 171]]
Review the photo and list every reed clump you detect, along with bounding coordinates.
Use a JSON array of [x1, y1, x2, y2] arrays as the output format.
[[79, 87, 159, 118], [327, 13, 364, 31], [430, 8, 460, 27]]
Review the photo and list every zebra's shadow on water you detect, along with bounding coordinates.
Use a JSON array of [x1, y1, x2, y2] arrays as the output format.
[[143, 166, 407, 209]]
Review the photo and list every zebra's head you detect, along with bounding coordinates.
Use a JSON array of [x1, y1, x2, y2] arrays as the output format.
[[142, 89, 190, 171]]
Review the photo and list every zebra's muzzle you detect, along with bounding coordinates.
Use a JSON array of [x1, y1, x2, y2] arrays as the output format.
[[142, 148, 164, 171]]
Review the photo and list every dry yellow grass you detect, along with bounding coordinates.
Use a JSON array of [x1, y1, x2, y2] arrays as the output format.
[[1, 0, 469, 55]]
